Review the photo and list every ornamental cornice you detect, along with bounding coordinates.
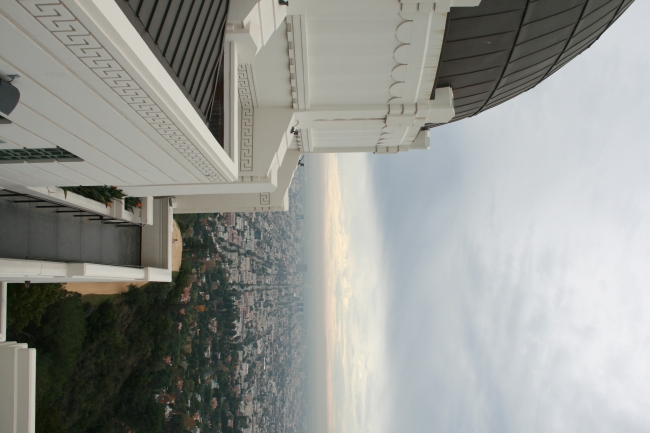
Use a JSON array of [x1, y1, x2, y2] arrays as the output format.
[[237, 64, 256, 172], [19, 0, 226, 182]]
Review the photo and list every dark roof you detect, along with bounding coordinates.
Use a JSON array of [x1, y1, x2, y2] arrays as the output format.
[[116, 0, 230, 120], [428, 0, 635, 128]]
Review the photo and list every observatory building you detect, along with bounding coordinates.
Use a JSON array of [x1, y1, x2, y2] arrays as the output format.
[[0, 0, 636, 428], [0, 0, 634, 284]]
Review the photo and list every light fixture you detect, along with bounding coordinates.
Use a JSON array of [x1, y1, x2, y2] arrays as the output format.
[[0, 78, 20, 117]]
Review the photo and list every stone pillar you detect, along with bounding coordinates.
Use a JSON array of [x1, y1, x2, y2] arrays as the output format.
[[0, 282, 37, 433]]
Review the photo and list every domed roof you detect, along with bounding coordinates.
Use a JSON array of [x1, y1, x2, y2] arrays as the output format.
[[428, 0, 635, 128]]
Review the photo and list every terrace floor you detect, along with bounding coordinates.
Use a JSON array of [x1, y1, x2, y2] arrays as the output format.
[[0, 196, 141, 267]]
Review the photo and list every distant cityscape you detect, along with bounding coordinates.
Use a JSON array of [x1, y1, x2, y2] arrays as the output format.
[[1, 168, 310, 433], [167, 168, 309, 433]]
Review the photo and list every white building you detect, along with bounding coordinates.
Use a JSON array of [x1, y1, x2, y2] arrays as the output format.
[[0, 0, 482, 286], [0, 0, 634, 429]]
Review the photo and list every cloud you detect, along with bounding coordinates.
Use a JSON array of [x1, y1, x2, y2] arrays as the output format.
[[361, 2, 650, 432], [319, 154, 391, 433]]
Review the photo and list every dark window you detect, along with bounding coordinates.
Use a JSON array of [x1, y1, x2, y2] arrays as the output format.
[[0, 147, 82, 163]]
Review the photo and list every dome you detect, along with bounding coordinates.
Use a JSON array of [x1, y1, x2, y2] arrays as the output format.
[[428, 0, 635, 128]]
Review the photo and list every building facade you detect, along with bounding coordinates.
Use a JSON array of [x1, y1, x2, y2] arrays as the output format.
[[0, 0, 633, 283]]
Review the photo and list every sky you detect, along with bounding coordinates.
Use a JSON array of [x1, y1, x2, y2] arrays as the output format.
[[305, 154, 390, 433], [306, 1, 650, 432]]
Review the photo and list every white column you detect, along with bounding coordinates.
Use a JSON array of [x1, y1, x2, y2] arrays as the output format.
[[141, 198, 173, 270], [0, 283, 36, 433], [0, 341, 36, 433]]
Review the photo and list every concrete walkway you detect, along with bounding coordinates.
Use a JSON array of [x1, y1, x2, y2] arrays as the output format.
[[0, 197, 140, 266], [66, 221, 182, 295]]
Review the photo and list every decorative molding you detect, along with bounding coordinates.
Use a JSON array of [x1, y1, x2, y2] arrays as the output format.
[[237, 64, 258, 108], [381, 5, 448, 149], [260, 192, 270, 205], [237, 64, 256, 172], [225, 0, 287, 62], [19, 0, 226, 182], [294, 130, 303, 152], [286, 16, 309, 110], [286, 20, 298, 109], [388, 38, 412, 102]]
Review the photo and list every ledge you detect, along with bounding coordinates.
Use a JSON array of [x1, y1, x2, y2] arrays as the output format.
[[0, 258, 171, 283]]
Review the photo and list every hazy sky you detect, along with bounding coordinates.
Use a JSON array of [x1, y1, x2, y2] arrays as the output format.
[[309, 1, 650, 432]]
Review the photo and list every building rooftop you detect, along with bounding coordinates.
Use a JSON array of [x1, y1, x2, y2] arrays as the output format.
[[117, 0, 230, 121], [429, 0, 634, 127]]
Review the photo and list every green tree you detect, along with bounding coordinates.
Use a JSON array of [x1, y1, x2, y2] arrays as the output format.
[[185, 378, 195, 395], [168, 414, 185, 433], [26, 292, 86, 408], [6, 283, 65, 332], [35, 406, 67, 433]]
